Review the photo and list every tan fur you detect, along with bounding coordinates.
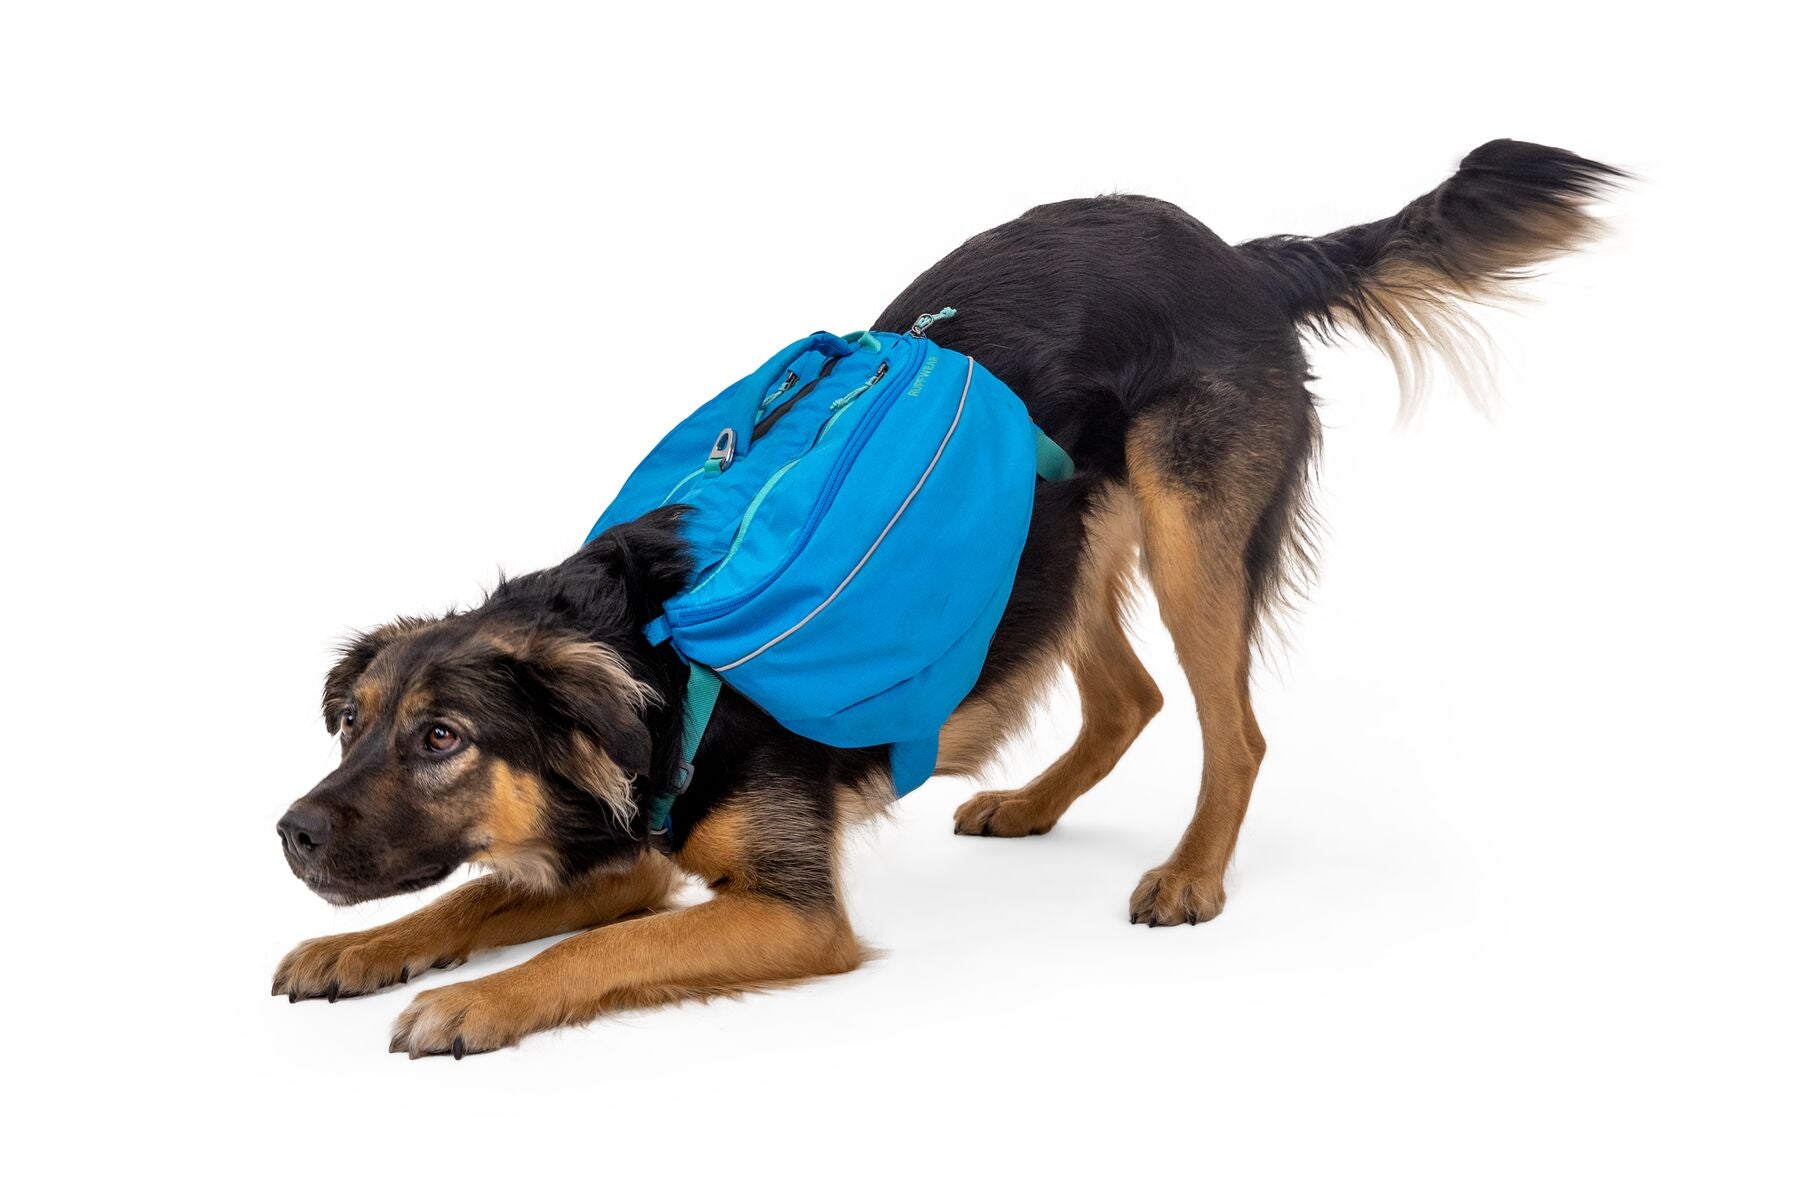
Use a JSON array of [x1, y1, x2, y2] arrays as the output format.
[[525, 631, 658, 714], [564, 730, 638, 821], [935, 488, 1148, 779], [952, 485, 1164, 835], [391, 802, 861, 1056], [674, 797, 842, 910], [394, 676, 434, 727], [349, 679, 385, 722], [933, 644, 1064, 777], [473, 760, 563, 893], [1123, 429, 1267, 924], [390, 892, 861, 1057], [1340, 203, 1610, 422], [272, 854, 681, 1001], [484, 629, 650, 822], [835, 771, 898, 829], [673, 804, 755, 886]]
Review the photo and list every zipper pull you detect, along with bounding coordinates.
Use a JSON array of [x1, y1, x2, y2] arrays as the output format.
[[831, 361, 888, 410], [756, 371, 799, 422], [908, 307, 957, 337]]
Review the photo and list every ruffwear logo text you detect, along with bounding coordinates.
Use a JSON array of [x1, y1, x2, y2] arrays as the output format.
[[907, 355, 939, 397]]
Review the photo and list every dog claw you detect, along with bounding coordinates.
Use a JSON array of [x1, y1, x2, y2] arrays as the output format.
[[398, 965, 411, 984], [452, 1036, 466, 1061], [325, 981, 340, 1003], [288, 989, 299, 1003]]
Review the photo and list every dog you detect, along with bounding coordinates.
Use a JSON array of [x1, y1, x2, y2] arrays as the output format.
[[275, 140, 1620, 1057]]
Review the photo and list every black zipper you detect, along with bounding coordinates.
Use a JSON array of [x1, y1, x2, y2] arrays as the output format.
[[755, 371, 800, 423], [753, 355, 842, 441]]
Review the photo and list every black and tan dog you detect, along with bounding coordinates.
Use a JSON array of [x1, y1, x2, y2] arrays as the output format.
[[275, 140, 1619, 1057]]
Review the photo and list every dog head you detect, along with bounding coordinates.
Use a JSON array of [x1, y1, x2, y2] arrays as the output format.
[[278, 514, 691, 904]]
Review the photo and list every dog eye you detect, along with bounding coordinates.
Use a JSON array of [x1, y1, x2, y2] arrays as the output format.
[[424, 724, 462, 753], [340, 706, 357, 734]]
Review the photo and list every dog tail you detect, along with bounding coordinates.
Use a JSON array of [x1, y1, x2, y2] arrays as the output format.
[[1237, 139, 1625, 419]]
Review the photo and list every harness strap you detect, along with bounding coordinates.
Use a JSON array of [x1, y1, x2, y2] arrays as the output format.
[[645, 660, 722, 850], [1035, 428, 1075, 481]]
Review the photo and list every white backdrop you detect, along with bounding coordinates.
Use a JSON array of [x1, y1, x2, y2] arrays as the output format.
[[5, 2, 1794, 1196]]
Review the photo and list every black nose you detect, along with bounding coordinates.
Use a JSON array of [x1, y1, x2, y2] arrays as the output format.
[[278, 804, 332, 859]]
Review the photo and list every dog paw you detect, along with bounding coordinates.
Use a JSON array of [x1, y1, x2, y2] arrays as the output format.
[[390, 976, 542, 1059], [953, 789, 1059, 837], [273, 932, 463, 1003], [1129, 865, 1226, 926]]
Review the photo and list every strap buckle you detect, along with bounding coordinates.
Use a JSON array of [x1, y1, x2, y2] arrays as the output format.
[[644, 662, 725, 855], [706, 428, 736, 472]]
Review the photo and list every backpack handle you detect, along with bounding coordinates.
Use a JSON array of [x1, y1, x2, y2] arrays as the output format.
[[729, 331, 859, 457]]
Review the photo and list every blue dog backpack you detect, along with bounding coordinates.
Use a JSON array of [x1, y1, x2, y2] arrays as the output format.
[[586, 310, 1072, 836]]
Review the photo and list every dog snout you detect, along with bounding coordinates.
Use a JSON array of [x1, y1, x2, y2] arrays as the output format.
[[278, 803, 333, 860]]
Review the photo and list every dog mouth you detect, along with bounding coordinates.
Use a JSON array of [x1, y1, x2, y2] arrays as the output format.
[[299, 860, 460, 907]]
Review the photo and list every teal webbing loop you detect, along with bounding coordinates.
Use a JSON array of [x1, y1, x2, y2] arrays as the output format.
[[908, 307, 957, 337], [645, 661, 723, 837], [1035, 428, 1075, 481]]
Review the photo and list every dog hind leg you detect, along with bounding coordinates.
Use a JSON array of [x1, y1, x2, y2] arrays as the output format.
[[1124, 382, 1293, 925], [954, 486, 1162, 836]]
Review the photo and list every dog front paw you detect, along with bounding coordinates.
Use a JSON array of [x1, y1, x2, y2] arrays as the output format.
[[1129, 864, 1227, 926], [273, 931, 463, 1003], [390, 974, 546, 1059], [953, 789, 1060, 837]]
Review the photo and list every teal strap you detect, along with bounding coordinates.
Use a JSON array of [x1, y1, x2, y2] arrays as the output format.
[[645, 661, 723, 837], [908, 307, 957, 337], [1035, 428, 1075, 481]]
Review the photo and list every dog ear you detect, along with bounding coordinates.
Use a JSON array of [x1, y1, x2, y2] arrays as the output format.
[[577, 508, 695, 620], [321, 618, 429, 733], [506, 632, 657, 821]]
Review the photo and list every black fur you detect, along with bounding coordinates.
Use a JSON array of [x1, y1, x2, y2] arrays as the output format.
[[1239, 139, 1626, 335], [877, 190, 1316, 647]]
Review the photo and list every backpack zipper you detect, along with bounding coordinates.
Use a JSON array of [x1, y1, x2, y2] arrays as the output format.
[[664, 356, 846, 514], [813, 360, 888, 443], [753, 355, 842, 441], [754, 371, 800, 424], [717, 355, 974, 671], [695, 359, 894, 590], [832, 361, 888, 410], [674, 336, 927, 624]]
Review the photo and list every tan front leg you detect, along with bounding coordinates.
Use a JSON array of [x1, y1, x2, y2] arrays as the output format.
[[272, 853, 680, 1001], [389, 891, 861, 1057]]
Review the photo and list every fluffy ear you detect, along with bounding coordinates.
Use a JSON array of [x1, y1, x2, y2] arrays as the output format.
[[577, 508, 695, 619], [507, 631, 658, 821], [321, 617, 430, 733]]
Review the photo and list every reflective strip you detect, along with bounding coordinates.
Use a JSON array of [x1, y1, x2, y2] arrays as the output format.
[[716, 356, 974, 673]]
